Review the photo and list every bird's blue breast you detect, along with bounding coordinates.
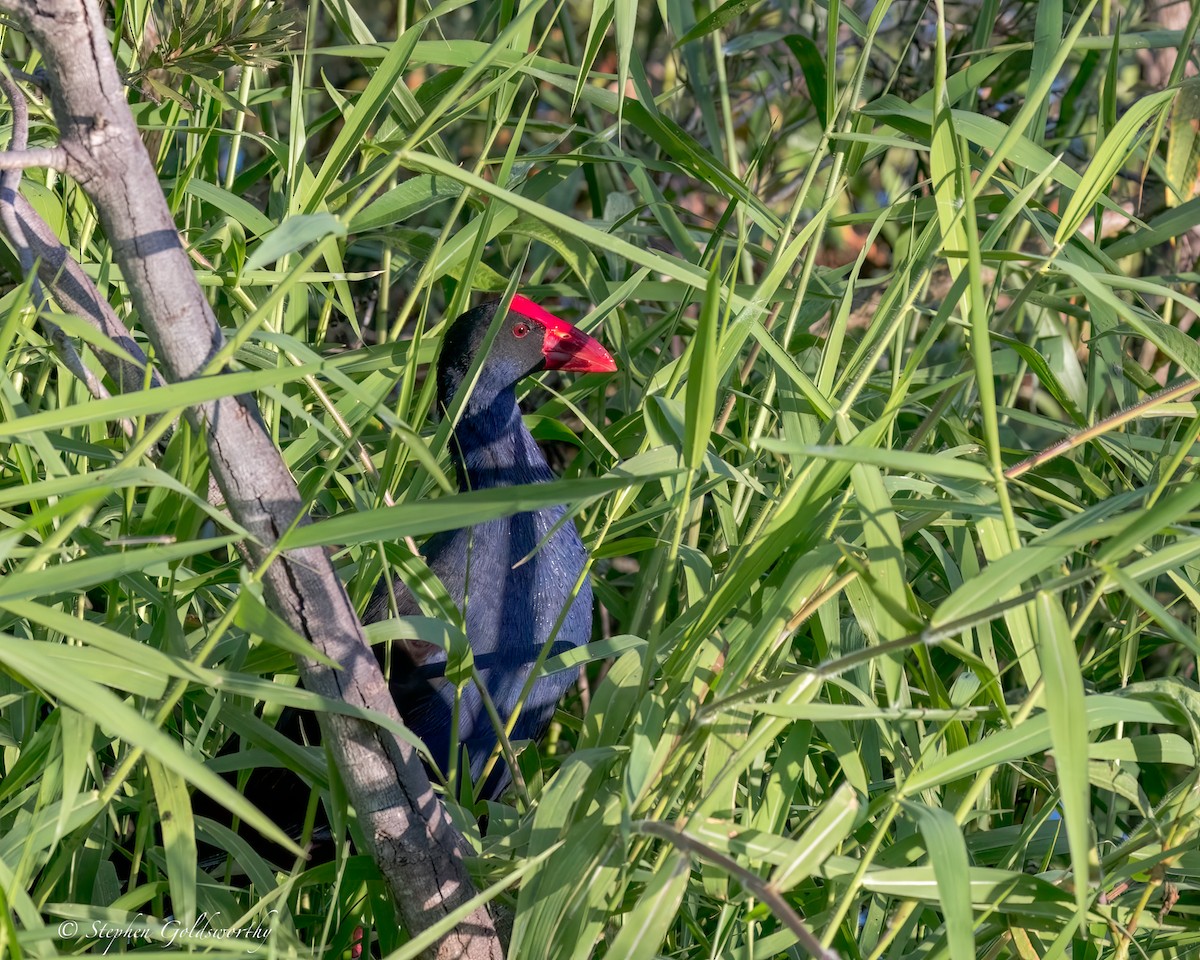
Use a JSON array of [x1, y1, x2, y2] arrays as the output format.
[[374, 390, 596, 799], [403, 503, 592, 797]]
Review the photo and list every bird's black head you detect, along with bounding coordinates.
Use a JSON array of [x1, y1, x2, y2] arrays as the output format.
[[436, 295, 616, 413]]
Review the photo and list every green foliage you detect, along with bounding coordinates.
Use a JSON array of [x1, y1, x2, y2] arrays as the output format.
[[2, 0, 1200, 957]]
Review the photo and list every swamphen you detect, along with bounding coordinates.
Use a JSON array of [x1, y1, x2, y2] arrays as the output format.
[[364, 295, 617, 801]]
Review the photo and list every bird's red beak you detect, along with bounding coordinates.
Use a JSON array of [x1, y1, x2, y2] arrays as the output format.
[[509, 294, 618, 374]]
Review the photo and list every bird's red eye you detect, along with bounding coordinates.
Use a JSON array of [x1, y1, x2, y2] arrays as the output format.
[[512, 322, 529, 338]]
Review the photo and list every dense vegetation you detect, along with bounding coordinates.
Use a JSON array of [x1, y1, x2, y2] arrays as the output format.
[[2, 0, 1200, 956]]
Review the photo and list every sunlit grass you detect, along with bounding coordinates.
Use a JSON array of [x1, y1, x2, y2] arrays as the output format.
[[2, 0, 1200, 958]]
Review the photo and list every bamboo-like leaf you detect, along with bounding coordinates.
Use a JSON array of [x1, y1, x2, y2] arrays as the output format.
[[146, 758, 197, 926], [244, 212, 346, 272], [904, 695, 1172, 794], [760, 441, 992, 481], [773, 783, 859, 892], [571, 0, 614, 110], [1034, 593, 1093, 918], [674, 0, 762, 46], [1056, 89, 1177, 243], [783, 34, 828, 128], [303, 25, 424, 210], [684, 263, 722, 470], [604, 850, 689, 960], [0, 536, 241, 602], [614, 0, 636, 130], [285, 471, 678, 549], [0, 365, 327, 438], [0, 635, 302, 855], [902, 801, 975, 960], [349, 175, 464, 232]]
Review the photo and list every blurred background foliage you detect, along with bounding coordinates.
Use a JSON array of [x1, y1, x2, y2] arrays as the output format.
[[3, 0, 1200, 957]]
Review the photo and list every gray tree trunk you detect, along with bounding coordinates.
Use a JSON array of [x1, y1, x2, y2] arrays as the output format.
[[0, 1, 502, 956]]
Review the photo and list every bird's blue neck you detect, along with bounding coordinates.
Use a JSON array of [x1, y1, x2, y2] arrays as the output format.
[[450, 387, 555, 491]]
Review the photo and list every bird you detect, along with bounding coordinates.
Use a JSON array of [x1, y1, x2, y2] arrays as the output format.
[[189, 295, 614, 871], [363, 294, 617, 802]]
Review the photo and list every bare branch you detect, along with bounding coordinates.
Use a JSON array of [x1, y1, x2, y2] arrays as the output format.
[[1005, 377, 1200, 480], [11, 191, 162, 392], [0, 145, 68, 171], [636, 820, 840, 960], [0, 72, 118, 419]]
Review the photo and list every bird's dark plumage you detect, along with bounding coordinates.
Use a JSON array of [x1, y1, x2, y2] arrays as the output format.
[[191, 297, 615, 871], [364, 296, 615, 800]]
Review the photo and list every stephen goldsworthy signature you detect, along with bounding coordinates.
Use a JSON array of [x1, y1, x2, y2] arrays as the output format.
[[57, 911, 278, 953]]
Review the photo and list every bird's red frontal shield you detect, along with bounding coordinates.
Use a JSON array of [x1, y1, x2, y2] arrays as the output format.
[[509, 294, 618, 373]]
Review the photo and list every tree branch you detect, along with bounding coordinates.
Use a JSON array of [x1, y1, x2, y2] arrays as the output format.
[[0, 1, 501, 956], [11, 189, 163, 392], [0, 71, 117, 420], [0, 145, 69, 171]]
